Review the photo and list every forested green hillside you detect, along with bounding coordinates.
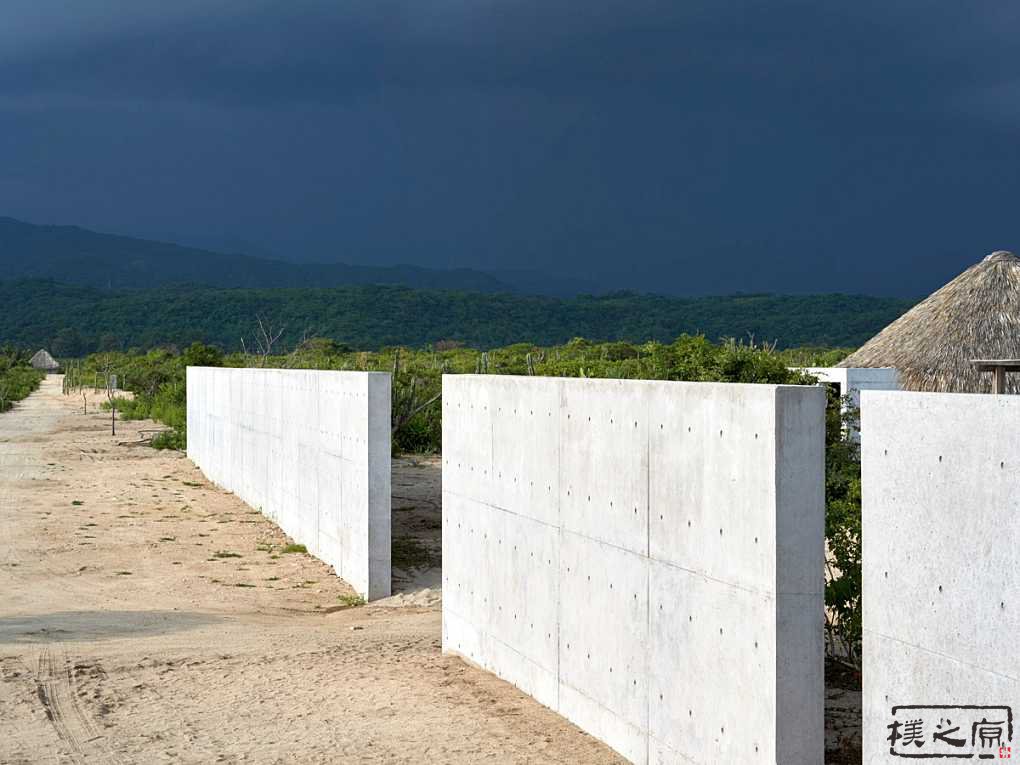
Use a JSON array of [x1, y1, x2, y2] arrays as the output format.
[[1, 280, 912, 354]]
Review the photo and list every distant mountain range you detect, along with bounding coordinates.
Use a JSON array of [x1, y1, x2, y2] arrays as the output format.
[[0, 215, 918, 354], [0, 216, 516, 293]]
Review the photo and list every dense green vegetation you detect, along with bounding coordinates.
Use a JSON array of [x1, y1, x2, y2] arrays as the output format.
[[81, 336, 848, 453], [2, 278, 911, 355], [0, 348, 45, 413]]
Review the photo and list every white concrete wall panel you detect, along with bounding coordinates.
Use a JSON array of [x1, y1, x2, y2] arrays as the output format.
[[186, 367, 391, 600], [861, 391, 1020, 764], [559, 530, 648, 763], [442, 374, 826, 764]]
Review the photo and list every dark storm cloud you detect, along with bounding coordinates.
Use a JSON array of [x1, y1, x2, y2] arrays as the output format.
[[2, 1, 1019, 295], [4, 1, 1012, 106]]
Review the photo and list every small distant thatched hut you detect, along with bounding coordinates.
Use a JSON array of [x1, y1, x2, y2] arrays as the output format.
[[30, 349, 60, 374], [839, 250, 1020, 392]]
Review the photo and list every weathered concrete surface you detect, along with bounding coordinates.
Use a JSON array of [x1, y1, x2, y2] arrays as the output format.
[[861, 391, 1020, 764], [442, 375, 826, 764], [187, 367, 391, 599]]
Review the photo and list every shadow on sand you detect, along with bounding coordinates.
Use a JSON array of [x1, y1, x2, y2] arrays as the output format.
[[0, 610, 219, 644]]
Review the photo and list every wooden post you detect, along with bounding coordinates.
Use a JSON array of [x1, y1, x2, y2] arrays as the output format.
[[106, 376, 116, 435], [971, 360, 1020, 393]]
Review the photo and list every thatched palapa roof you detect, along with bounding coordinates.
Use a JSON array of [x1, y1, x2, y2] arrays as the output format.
[[30, 349, 60, 372], [839, 250, 1020, 392]]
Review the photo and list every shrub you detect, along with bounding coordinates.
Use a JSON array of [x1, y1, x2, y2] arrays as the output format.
[[825, 393, 862, 666]]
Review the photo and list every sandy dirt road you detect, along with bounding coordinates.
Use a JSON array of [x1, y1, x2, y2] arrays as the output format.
[[0, 377, 623, 764]]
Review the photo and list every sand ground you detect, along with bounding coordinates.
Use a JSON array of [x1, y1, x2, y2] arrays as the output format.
[[0, 377, 622, 764], [0, 376, 860, 764]]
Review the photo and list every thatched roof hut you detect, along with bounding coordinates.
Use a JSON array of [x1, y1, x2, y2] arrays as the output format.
[[30, 349, 60, 373], [839, 250, 1020, 392]]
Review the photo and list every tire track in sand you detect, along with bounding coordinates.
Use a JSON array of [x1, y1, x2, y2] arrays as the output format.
[[35, 646, 125, 764]]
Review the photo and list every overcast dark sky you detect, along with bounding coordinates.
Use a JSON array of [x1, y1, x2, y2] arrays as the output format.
[[1, 1, 1018, 297]]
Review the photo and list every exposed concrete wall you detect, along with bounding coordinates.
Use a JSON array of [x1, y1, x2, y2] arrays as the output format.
[[442, 375, 826, 764], [861, 391, 1020, 763], [187, 367, 391, 600]]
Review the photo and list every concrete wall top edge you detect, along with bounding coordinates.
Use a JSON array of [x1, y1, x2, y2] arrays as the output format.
[[861, 388, 1020, 405], [186, 366, 389, 378], [442, 372, 821, 395]]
